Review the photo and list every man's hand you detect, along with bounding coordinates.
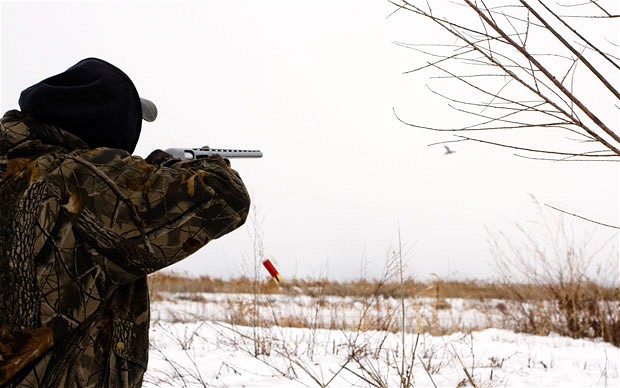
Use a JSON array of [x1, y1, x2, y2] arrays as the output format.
[[145, 149, 181, 167], [198, 146, 230, 167]]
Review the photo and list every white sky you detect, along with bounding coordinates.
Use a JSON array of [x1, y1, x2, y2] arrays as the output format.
[[1, 0, 618, 281]]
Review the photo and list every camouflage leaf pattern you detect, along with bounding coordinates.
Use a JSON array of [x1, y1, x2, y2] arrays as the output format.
[[0, 110, 250, 387]]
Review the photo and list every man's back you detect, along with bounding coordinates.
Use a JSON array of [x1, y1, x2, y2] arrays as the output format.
[[0, 110, 250, 387]]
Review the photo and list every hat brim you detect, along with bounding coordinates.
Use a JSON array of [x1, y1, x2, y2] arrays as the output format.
[[140, 97, 157, 122]]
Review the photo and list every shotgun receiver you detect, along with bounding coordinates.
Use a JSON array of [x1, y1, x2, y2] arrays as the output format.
[[165, 148, 263, 160]]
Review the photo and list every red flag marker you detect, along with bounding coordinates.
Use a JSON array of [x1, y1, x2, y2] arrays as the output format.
[[262, 259, 282, 284]]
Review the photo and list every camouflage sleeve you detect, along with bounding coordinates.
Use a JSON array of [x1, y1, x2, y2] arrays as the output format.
[[49, 148, 250, 281]]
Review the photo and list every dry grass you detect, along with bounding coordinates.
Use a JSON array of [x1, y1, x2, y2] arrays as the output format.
[[494, 280, 620, 345], [149, 272, 618, 301], [148, 273, 619, 345]]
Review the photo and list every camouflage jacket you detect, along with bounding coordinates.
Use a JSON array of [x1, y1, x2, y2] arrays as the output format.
[[0, 110, 250, 387]]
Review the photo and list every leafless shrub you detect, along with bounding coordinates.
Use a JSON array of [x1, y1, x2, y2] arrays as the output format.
[[489, 202, 620, 345]]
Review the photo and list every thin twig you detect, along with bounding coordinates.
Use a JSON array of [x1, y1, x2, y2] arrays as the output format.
[[451, 344, 479, 388], [453, 134, 618, 158], [544, 203, 620, 229]]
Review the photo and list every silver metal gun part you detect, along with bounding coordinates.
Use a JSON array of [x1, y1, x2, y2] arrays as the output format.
[[165, 148, 263, 160]]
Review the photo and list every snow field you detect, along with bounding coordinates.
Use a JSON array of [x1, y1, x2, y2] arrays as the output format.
[[144, 293, 618, 387]]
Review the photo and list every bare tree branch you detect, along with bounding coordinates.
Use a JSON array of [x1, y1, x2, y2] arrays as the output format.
[[538, 0, 620, 71], [520, 0, 620, 100], [514, 154, 620, 162], [462, 0, 620, 149], [544, 203, 620, 229], [392, 0, 620, 159], [452, 134, 616, 157]]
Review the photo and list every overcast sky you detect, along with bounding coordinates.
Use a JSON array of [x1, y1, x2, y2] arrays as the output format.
[[2, 1, 618, 282]]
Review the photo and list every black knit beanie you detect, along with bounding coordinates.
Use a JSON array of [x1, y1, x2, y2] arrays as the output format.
[[18, 58, 156, 153]]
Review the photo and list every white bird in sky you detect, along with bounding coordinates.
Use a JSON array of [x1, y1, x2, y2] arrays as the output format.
[[444, 145, 456, 155]]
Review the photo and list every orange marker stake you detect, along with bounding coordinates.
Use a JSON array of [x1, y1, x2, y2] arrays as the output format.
[[262, 259, 282, 284]]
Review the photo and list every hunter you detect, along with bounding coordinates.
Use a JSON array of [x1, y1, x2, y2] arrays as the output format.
[[0, 58, 250, 387]]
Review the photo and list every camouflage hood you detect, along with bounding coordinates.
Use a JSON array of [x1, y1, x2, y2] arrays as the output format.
[[0, 110, 250, 387]]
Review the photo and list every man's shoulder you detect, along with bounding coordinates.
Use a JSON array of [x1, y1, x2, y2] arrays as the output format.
[[56, 148, 156, 192]]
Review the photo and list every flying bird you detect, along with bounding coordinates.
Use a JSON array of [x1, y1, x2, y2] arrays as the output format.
[[444, 145, 456, 155]]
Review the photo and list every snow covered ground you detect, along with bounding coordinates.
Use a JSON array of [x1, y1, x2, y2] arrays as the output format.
[[144, 293, 619, 387]]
